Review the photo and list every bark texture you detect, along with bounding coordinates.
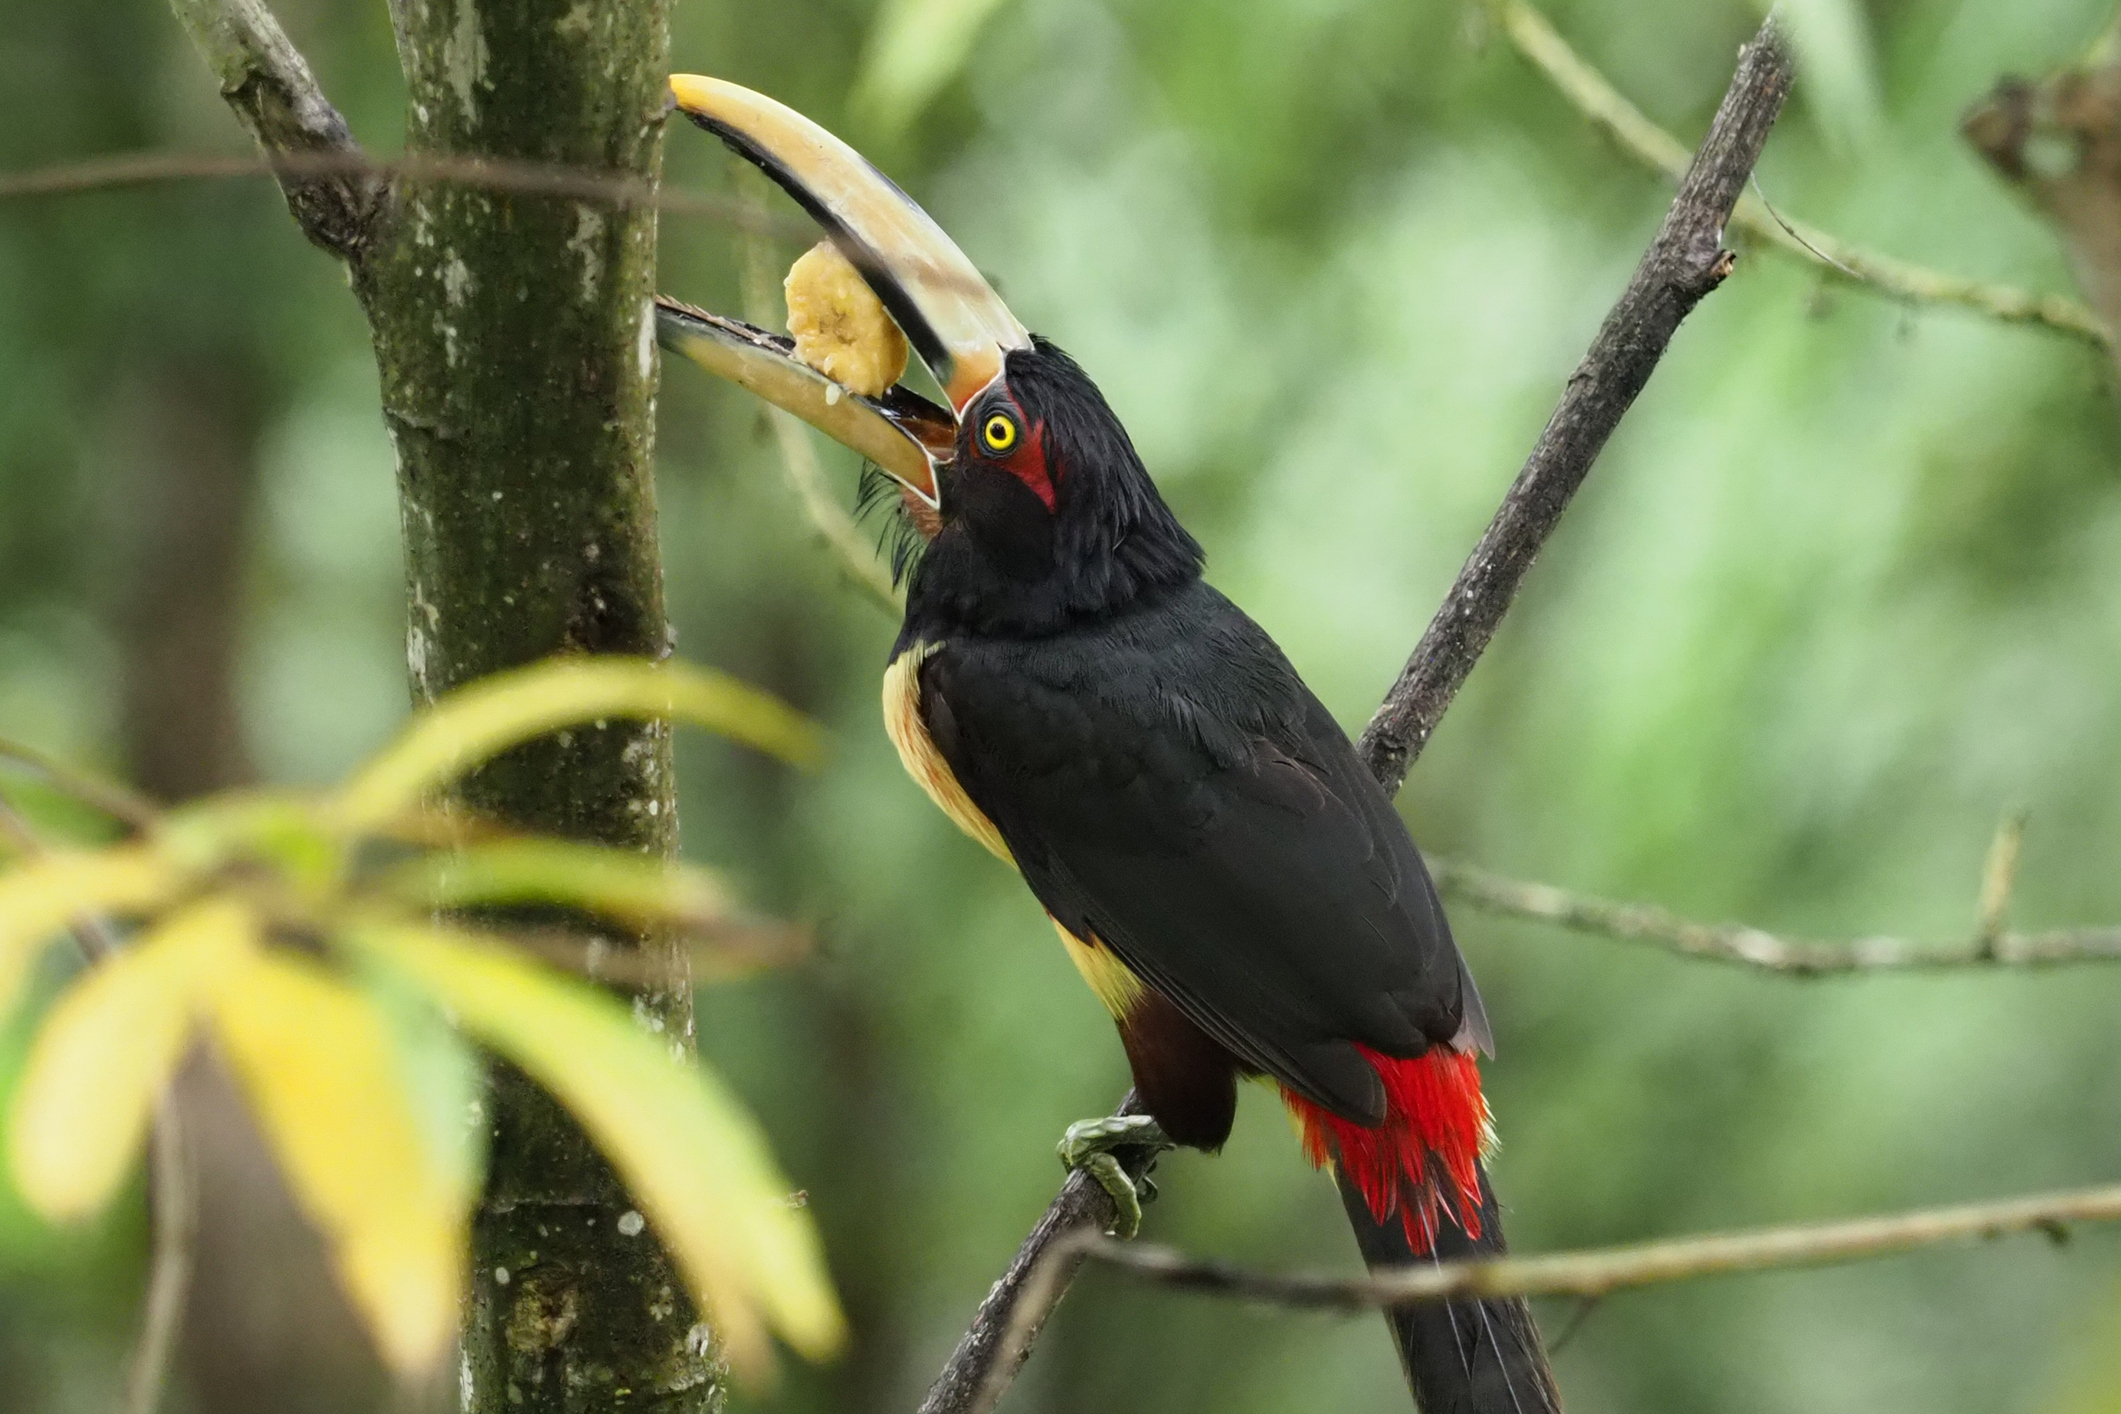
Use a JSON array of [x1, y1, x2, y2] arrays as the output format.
[[357, 1, 708, 1407], [169, 0, 714, 1405]]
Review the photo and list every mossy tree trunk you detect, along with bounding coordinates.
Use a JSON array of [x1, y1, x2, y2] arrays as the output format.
[[166, 0, 717, 1406], [357, 2, 712, 1408]]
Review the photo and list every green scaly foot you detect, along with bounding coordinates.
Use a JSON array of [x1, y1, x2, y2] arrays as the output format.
[[1057, 1114, 1173, 1239]]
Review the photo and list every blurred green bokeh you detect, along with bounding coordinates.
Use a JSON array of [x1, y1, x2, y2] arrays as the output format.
[[4, 0, 2121, 1410]]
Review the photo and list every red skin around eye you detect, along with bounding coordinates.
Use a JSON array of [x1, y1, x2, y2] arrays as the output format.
[[1001, 424, 1053, 510], [984, 397, 1054, 510]]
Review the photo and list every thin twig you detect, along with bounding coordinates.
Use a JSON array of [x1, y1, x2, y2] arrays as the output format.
[[0, 736, 160, 833], [126, 1092, 195, 1414], [1428, 855, 2121, 973], [926, 20, 1795, 1414], [0, 148, 816, 244], [1489, 0, 2112, 350], [994, 1171, 2121, 1393], [165, 0, 376, 256], [735, 176, 903, 611], [1034, 1180, 2121, 1312], [504, 922, 812, 986]]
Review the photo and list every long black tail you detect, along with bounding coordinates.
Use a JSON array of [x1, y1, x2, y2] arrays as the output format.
[[1335, 1161, 1561, 1414]]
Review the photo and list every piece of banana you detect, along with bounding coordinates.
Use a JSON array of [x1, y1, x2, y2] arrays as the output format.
[[782, 241, 909, 397]]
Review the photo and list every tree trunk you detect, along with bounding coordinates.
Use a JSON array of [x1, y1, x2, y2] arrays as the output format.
[[167, 0, 717, 1393], [349, 5, 704, 1407], [348, 2, 712, 1408]]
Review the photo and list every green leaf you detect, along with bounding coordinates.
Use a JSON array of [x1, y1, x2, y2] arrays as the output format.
[[0, 847, 177, 1024], [208, 948, 471, 1376], [354, 958, 487, 1214], [345, 922, 845, 1378], [850, 0, 1016, 135], [9, 899, 253, 1220], [336, 658, 821, 831], [157, 790, 344, 891], [377, 837, 738, 933]]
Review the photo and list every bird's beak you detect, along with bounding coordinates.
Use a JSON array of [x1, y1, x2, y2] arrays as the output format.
[[654, 295, 954, 507], [665, 74, 1033, 505]]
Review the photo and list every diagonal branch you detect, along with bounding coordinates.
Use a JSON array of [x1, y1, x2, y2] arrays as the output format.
[[921, 18, 1795, 1414], [1429, 856, 2121, 974], [1489, 0, 2111, 352], [1050, 1179, 2121, 1310], [166, 0, 379, 258]]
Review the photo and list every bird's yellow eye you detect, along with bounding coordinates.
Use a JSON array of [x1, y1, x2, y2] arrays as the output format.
[[982, 413, 1018, 454]]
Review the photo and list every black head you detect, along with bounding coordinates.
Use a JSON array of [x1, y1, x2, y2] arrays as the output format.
[[901, 339, 1204, 641]]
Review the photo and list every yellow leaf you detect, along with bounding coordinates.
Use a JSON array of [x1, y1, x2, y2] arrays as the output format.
[[9, 899, 253, 1220], [336, 658, 821, 831], [378, 838, 737, 932], [207, 949, 469, 1376], [346, 923, 845, 1378], [0, 846, 177, 1024]]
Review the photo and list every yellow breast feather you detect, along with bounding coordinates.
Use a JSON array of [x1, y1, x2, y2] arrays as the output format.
[[881, 642, 1012, 864]]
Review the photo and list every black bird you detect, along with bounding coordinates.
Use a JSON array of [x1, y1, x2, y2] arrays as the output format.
[[662, 74, 1561, 1413]]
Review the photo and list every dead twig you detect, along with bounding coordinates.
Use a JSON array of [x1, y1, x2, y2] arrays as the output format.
[[0, 148, 815, 244], [1489, 0, 2111, 351], [1428, 851, 2121, 974], [1026, 1179, 2121, 1312]]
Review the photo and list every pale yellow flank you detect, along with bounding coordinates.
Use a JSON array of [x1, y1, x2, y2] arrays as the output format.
[[884, 645, 1149, 1020], [784, 241, 909, 397], [882, 644, 1011, 863], [1052, 919, 1146, 1019]]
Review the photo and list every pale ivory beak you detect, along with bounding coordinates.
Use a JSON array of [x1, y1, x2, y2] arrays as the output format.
[[666, 73, 1032, 453]]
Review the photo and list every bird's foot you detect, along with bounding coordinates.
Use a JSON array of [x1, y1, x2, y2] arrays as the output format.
[[1057, 1114, 1173, 1240]]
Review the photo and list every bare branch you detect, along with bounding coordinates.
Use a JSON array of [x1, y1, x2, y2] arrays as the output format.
[[1428, 856, 2121, 973], [1491, 0, 2111, 351], [0, 149, 816, 242], [1048, 1179, 2121, 1310], [925, 19, 1795, 1414], [916, 1093, 1147, 1414], [0, 734, 159, 832], [165, 0, 378, 257], [126, 1094, 195, 1414], [1356, 17, 1793, 791]]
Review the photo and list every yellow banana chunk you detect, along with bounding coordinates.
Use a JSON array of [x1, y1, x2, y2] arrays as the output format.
[[783, 241, 909, 397]]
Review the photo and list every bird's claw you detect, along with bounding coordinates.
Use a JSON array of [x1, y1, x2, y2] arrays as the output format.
[[1057, 1114, 1172, 1239]]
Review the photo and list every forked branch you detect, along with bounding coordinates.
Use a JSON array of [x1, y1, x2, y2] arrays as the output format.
[[165, 0, 378, 257]]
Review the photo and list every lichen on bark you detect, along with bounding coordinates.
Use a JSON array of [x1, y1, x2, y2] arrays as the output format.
[[358, 0, 715, 1406]]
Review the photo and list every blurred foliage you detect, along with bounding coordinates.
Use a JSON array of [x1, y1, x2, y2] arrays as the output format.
[[0, 658, 839, 1382], [5, 0, 2121, 1411]]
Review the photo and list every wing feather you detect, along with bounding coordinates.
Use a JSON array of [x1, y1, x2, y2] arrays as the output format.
[[919, 582, 1483, 1125]]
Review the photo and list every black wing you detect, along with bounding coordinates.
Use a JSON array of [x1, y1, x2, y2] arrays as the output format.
[[921, 581, 1487, 1126]]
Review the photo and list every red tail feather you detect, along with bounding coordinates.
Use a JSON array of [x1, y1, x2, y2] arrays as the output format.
[[1285, 1045, 1493, 1254]]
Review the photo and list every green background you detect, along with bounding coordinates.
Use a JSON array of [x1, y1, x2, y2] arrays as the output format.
[[3, 0, 2121, 1410]]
